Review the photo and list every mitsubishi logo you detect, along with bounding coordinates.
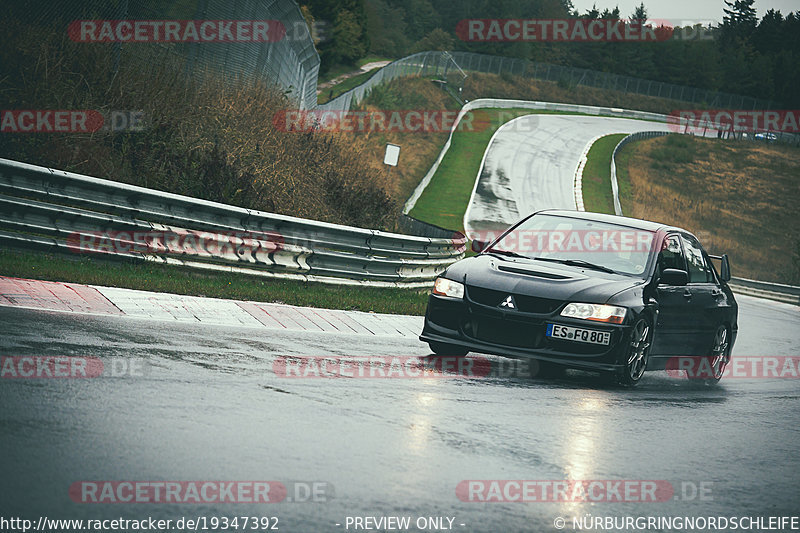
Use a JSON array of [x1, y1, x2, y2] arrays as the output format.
[[499, 295, 516, 309]]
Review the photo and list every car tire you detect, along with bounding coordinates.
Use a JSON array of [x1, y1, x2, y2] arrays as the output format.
[[616, 317, 652, 386], [702, 325, 730, 384], [428, 341, 469, 357]]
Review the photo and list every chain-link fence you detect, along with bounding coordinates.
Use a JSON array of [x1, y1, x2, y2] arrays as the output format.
[[320, 50, 775, 112], [186, 0, 318, 110], [7, 0, 320, 110], [317, 52, 463, 112]]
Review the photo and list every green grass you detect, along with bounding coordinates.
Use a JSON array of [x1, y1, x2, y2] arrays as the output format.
[[357, 55, 392, 68], [317, 69, 379, 104], [408, 109, 614, 231], [0, 249, 430, 315], [317, 64, 356, 84], [317, 56, 392, 85], [581, 133, 627, 215], [615, 142, 635, 217], [408, 108, 539, 231]]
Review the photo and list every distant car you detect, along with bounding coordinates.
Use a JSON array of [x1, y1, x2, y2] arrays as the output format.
[[754, 132, 778, 142], [420, 210, 738, 385]]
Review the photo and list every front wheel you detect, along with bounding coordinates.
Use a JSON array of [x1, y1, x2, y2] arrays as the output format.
[[616, 318, 652, 386], [428, 341, 469, 357]]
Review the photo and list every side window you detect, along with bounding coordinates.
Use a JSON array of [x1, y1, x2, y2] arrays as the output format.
[[681, 235, 712, 283], [657, 235, 685, 277]]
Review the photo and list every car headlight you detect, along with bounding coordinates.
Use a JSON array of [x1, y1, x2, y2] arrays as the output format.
[[561, 303, 627, 324], [432, 277, 464, 299]]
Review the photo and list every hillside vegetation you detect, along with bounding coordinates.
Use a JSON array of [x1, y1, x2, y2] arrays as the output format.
[[0, 18, 397, 230], [616, 135, 800, 283]]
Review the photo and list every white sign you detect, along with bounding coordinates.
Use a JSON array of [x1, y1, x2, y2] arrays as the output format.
[[384, 143, 400, 167]]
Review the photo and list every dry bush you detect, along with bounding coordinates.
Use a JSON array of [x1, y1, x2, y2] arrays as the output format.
[[0, 18, 396, 230], [462, 72, 702, 116], [621, 135, 800, 283], [347, 78, 456, 202]]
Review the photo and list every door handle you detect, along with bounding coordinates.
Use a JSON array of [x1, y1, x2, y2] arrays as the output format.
[[683, 289, 693, 299], [711, 288, 723, 297]]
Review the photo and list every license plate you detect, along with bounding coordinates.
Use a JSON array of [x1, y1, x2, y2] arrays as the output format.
[[546, 324, 611, 345]]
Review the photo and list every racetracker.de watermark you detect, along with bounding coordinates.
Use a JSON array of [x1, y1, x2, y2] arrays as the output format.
[[456, 18, 682, 42], [668, 109, 800, 134], [667, 356, 800, 379], [68, 481, 333, 503], [66, 230, 284, 257], [472, 229, 655, 254], [272, 109, 499, 134], [456, 480, 675, 502], [69, 20, 286, 42], [0, 356, 149, 379], [273, 355, 540, 379], [0, 110, 146, 133]]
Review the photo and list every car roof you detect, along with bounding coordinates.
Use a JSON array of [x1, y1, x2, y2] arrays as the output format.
[[535, 209, 685, 234]]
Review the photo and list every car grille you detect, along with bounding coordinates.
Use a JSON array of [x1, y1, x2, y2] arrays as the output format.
[[466, 285, 562, 314], [464, 315, 545, 349]]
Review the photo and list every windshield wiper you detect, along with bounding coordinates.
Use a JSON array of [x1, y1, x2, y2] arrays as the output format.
[[483, 249, 530, 259], [532, 257, 617, 274]]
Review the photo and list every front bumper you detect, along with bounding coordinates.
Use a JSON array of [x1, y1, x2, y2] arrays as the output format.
[[420, 293, 636, 372]]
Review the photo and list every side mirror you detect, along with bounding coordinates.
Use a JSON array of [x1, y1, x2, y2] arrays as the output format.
[[472, 240, 488, 253], [660, 268, 688, 286], [719, 254, 731, 282]]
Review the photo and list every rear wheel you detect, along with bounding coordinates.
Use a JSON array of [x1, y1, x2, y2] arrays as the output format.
[[428, 341, 469, 357], [702, 325, 730, 383], [616, 318, 652, 386]]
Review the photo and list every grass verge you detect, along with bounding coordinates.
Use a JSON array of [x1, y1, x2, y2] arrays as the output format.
[[408, 109, 623, 231], [408, 108, 544, 231], [616, 135, 800, 283], [581, 134, 627, 214], [0, 249, 430, 316], [317, 69, 379, 104]]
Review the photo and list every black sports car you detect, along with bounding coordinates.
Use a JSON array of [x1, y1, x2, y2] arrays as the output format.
[[420, 210, 738, 385]]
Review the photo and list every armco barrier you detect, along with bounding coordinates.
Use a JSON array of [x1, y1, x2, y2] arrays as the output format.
[[727, 277, 800, 306], [319, 51, 774, 113], [0, 159, 465, 288], [609, 131, 671, 216]]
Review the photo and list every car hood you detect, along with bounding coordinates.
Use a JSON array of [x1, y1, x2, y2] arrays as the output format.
[[447, 255, 645, 304]]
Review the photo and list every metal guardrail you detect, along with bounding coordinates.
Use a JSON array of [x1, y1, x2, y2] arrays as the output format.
[[318, 51, 775, 112], [0, 159, 465, 288], [727, 277, 800, 305], [610, 131, 670, 216]]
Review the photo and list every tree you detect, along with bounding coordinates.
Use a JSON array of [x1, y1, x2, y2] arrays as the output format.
[[365, 0, 411, 57], [630, 3, 647, 23], [721, 0, 757, 44], [410, 28, 455, 53], [405, 0, 440, 42], [333, 10, 367, 63], [753, 9, 783, 55], [306, 0, 369, 71], [583, 3, 600, 19]]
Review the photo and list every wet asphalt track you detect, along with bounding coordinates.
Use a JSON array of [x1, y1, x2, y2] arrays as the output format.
[[463, 115, 705, 238], [1, 293, 799, 532]]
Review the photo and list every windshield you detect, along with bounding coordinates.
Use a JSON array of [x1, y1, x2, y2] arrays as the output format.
[[485, 214, 655, 276]]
